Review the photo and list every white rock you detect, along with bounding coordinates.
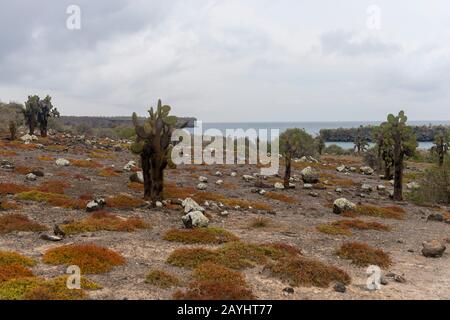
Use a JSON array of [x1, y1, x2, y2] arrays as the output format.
[[333, 198, 356, 214], [303, 183, 313, 190], [130, 171, 144, 183], [215, 179, 223, 186], [20, 134, 38, 142], [197, 183, 207, 190], [86, 201, 100, 212], [336, 165, 346, 172], [361, 184, 373, 193], [219, 211, 229, 217], [274, 182, 285, 190], [259, 189, 266, 195], [335, 187, 343, 193], [301, 166, 319, 183], [198, 176, 208, 183], [123, 160, 137, 171], [182, 211, 209, 228], [360, 166, 374, 175], [242, 175, 256, 182], [55, 158, 70, 166], [407, 182, 420, 190], [215, 171, 223, 176], [25, 173, 36, 181], [230, 172, 237, 177], [155, 201, 163, 208], [182, 198, 205, 213], [377, 185, 386, 191]]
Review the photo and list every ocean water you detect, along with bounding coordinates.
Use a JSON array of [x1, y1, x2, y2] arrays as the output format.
[[187, 120, 450, 150]]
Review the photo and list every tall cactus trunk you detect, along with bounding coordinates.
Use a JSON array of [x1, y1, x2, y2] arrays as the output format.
[[438, 151, 444, 167], [29, 122, 35, 135], [141, 153, 152, 200], [283, 156, 291, 189], [41, 127, 48, 138], [393, 148, 403, 201]]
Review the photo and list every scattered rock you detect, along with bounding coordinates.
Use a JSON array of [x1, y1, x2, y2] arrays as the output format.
[[25, 173, 37, 181], [155, 201, 163, 208], [123, 160, 137, 171], [0, 160, 14, 170], [182, 198, 205, 213], [336, 165, 346, 172], [303, 183, 313, 190], [40, 234, 63, 242], [198, 176, 208, 183], [86, 197, 106, 212], [335, 187, 343, 193], [182, 211, 209, 228], [361, 184, 373, 193], [230, 172, 237, 177], [282, 287, 294, 295], [129, 171, 144, 184], [376, 185, 386, 191], [20, 134, 38, 142], [333, 198, 356, 214], [309, 192, 319, 197], [274, 182, 284, 190], [301, 166, 319, 183], [219, 211, 229, 217], [427, 214, 444, 222], [360, 166, 374, 175], [55, 158, 70, 166], [215, 171, 223, 176], [422, 240, 446, 258], [242, 174, 255, 182], [197, 183, 207, 190], [215, 179, 223, 186], [333, 282, 346, 293], [407, 182, 420, 190]]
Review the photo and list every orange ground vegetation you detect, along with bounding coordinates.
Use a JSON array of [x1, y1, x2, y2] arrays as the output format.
[[43, 244, 126, 274]]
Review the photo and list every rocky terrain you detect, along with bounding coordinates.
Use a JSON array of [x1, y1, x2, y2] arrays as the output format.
[[0, 132, 448, 300]]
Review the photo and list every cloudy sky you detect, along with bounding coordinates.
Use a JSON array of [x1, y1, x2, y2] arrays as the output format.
[[0, 0, 449, 121]]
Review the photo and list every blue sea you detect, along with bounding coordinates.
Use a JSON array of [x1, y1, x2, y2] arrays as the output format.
[[188, 120, 450, 150]]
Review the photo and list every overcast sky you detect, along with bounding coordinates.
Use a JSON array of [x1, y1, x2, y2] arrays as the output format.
[[0, 0, 449, 121]]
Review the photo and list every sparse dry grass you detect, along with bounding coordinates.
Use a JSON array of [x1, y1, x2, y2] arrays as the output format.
[[354, 205, 405, 220], [336, 242, 392, 268], [145, 269, 181, 288], [173, 262, 254, 300], [167, 241, 300, 270], [127, 182, 144, 191], [43, 244, 125, 274], [15, 191, 87, 209], [0, 251, 36, 267], [264, 192, 298, 204], [332, 219, 390, 231], [164, 228, 239, 244], [0, 150, 17, 157], [0, 214, 47, 234], [247, 217, 273, 229], [0, 276, 101, 300], [98, 167, 121, 177], [106, 194, 146, 209], [265, 256, 351, 288], [0, 200, 20, 210], [316, 224, 352, 236], [37, 155, 55, 161], [60, 211, 150, 235], [69, 159, 103, 168]]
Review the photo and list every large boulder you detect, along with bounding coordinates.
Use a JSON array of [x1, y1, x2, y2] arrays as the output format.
[[301, 166, 319, 183], [182, 211, 209, 228], [333, 198, 356, 214], [422, 240, 446, 258], [182, 198, 205, 213]]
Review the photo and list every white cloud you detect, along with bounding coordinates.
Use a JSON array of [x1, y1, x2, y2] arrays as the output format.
[[0, 0, 449, 121]]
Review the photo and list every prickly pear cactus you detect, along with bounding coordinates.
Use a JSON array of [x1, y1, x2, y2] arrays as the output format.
[[130, 99, 181, 202]]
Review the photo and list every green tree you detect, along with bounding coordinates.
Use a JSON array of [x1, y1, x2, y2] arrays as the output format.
[[384, 111, 417, 201], [353, 125, 369, 154], [431, 130, 449, 167], [130, 99, 187, 202], [23, 95, 40, 135], [279, 128, 315, 188], [314, 134, 325, 155]]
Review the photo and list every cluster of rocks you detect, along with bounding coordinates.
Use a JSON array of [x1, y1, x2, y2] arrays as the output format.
[[0, 160, 14, 170], [86, 197, 106, 212], [294, 156, 319, 163]]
